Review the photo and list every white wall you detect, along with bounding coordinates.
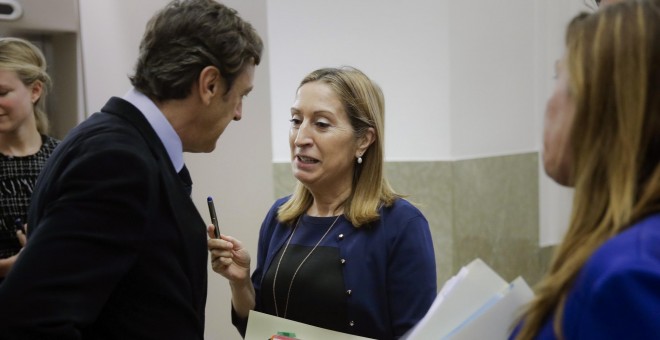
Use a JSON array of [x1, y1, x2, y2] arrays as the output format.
[[79, 1, 272, 339], [266, 0, 549, 162], [535, 0, 594, 246], [79, 0, 163, 113], [267, 0, 451, 162], [448, 0, 537, 159]]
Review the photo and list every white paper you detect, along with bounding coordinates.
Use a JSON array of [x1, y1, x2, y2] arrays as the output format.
[[245, 310, 375, 340], [403, 258, 535, 340], [446, 276, 534, 339]]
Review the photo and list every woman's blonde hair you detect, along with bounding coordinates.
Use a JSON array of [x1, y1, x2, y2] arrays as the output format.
[[516, 1, 660, 339], [278, 67, 400, 227], [0, 37, 52, 135]]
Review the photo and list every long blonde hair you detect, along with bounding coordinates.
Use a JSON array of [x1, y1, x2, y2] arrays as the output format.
[[516, 1, 660, 339], [0, 37, 52, 135], [278, 67, 400, 227]]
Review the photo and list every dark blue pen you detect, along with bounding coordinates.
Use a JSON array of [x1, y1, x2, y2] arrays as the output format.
[[207, 197, 220, 238], [14, 218, 25, 234]]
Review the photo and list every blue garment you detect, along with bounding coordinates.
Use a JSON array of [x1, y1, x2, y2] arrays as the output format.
[[233, 196, 437, 340], [511, 213, 660, 339]]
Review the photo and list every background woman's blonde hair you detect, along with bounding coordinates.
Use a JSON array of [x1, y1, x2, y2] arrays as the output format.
[[278, 66, 400, 227], [0, 37, 52, 135], [515, 1, 660, 339]]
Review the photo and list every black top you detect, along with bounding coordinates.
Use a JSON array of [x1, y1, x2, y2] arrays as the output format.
[[0, 135, 59, 259], [261, 215, 348, 332]]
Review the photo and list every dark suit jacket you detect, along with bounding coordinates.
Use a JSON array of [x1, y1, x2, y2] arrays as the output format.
[[0, 97, 208, 339]]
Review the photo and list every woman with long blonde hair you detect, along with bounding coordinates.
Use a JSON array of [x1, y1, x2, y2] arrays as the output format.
[[513, 0, 660, 338]]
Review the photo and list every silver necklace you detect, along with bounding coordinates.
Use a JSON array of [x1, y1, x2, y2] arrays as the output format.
[[272, 214, 342, 318]]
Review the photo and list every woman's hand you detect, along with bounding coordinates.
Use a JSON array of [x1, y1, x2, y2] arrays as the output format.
[[207, 225, 251, 283], [0, 227, 27, 277], [207, 225, 256, 317]]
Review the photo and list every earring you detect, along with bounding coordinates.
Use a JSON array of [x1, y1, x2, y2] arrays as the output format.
[[357, 156, 363, 164]]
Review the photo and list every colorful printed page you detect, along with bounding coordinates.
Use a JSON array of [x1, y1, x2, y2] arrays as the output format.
[[245, 310, 375, 340]]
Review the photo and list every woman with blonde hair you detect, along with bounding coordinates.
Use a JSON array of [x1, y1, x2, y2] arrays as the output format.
[[0, 37, 59, 283], [513, 0, 660, 338], [209, 66, 437, 339]]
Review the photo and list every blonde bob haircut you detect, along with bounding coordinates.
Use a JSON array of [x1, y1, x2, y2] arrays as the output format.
[[277, 67, 400, 227], [0, 37, 52, 135], [516, 1, 660, 339]]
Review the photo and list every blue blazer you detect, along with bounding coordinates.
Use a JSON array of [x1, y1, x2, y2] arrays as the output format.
[[0, 97, 208, 339], [511, 213, 660, 339], [233, 196, 437, 340]]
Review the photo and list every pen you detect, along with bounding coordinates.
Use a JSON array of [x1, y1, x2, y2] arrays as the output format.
[[14, 218, 24, 234], [207, 196, 220, 239]]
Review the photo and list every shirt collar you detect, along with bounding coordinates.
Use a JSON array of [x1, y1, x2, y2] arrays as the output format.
[[122, 88, 184, 172]]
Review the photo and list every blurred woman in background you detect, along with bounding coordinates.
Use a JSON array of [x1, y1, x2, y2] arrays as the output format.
[[513, 1, 660, 338], [0, 37, 59, 282]]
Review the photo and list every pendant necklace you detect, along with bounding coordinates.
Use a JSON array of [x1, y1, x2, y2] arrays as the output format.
[[272, 214, 342, 318]]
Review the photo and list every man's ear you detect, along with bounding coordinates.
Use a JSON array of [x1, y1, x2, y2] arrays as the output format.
[[198, 66, 223, 105]]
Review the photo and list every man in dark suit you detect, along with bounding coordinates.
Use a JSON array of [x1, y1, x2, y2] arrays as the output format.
[[0, 0, 262, 338]]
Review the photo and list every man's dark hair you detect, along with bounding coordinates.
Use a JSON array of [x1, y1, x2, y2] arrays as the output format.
[[130, 0, 263, 101]]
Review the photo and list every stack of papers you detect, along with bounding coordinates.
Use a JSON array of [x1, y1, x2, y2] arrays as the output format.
[[403, 258, 534, 340]]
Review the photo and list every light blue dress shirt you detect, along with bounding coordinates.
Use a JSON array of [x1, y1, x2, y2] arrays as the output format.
[[123, 88, 184, 173]]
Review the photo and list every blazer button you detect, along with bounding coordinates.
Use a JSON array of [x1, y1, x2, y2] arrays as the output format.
[[340, 258, 346, 265], [338, 233, 345, 240], [346, 289, 352, 296], [349, 321, 355, 327]]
